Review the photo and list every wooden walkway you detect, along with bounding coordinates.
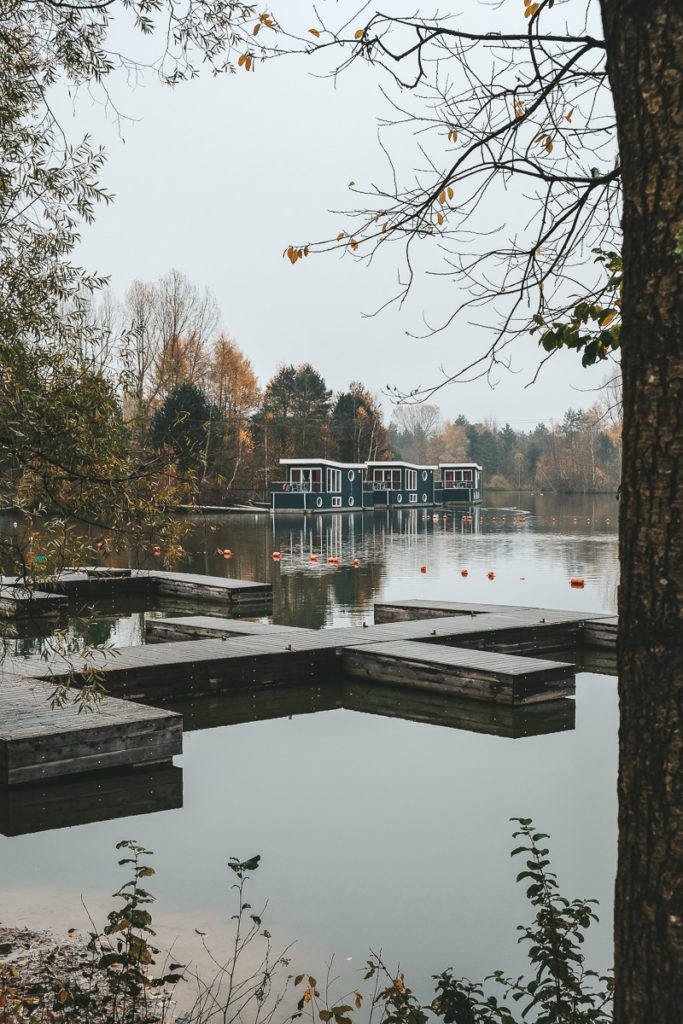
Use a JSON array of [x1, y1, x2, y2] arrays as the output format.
[[0, 567, 272, 612], [343, 641, 574, 704], [0, 672, 181, 785], [1, 596, 616, 789]]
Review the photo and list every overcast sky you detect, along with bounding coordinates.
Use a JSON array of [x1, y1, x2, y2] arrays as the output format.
[[66, 0, 616, 428]]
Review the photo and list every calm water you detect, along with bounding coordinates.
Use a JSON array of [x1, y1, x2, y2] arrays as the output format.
[[0, 493, 618, 1000]]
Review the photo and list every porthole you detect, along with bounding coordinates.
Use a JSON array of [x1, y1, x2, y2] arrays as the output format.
[[348, 496, 355, 507], [422, 493, 428, 502], [396, 493, 403, 504], [348, 470, 355, 482], [316, 496, 323, 508], [422, 470, 428, 481]]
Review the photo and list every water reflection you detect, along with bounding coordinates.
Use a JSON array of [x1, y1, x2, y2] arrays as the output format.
[[0, 495, 619, 989], [0, 765, 182, 837]]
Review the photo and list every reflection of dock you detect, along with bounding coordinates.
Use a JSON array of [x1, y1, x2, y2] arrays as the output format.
[[2, 596, 616, 788], [0, 675, 574, 836], [0, 764, 182, 837]]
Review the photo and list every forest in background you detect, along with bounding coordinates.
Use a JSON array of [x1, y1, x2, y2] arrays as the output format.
[[5, 268, 620, 508]]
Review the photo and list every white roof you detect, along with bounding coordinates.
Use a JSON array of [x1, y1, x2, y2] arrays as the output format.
[[365, 461, 438, 471], [280, 458, 366, 469], [439, 462, 483, 471]]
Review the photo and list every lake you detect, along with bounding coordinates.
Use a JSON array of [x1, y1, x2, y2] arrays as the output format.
[[0, 492, 618, 1004]]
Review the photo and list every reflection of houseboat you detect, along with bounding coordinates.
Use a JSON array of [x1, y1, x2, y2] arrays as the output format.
[[272, 459, 365, 512], [271, 458, 480, 512], [435, 463, 483, 505], [364, 461, 436, 509]]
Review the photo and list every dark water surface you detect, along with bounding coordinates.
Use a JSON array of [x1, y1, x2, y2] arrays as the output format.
[[0, 493, 618, 997]]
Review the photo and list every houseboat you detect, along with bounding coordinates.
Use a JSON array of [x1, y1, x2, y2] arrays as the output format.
[[363, 461, 436, 509], [435, 463, 483, 505], [272, 459, 365, 513]]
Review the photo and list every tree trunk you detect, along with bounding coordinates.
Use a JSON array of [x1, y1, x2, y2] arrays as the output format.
[[600, 3, 683, 1020]]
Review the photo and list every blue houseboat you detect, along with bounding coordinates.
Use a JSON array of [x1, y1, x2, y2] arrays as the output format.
[[364, 461, 436, 509], [272, 459, 365, 513], [435, 463, 483, 505]]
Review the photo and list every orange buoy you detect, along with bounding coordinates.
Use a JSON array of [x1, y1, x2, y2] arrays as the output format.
[[552, 518, 556, 523], [492, 517, 497, 521], [272, 551, 281, 560], [570, 577, 585, 588], [353, 558, 360, 567], [443, 515, 447, 520], [420, 565, 427, 573], [573, 517, 577, 523], [520, 577, 525, 581], [310, 554, 318, 562], [502, 517, 506, 522], [606, 518, 611, 524], [153, 545, 161, 556], [586, 518, 591, 524], [461, 569, 468, 577], [487, 571, 495, 579], [513, 517, 517, 523], [223, 549, 232, 558]]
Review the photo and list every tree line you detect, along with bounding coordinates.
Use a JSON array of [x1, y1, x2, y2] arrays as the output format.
[[5, 267, 617, 509]]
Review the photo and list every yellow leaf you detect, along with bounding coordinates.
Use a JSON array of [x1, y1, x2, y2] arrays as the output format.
[[539, 282, 544, 292], [545, 139, 553, 153], [439, 190, 446, 204], [437, 212, 444, 225], [303, 989, 313, 1003], [525, 3, 539, 17], [253, 23, 260, 35], [354, 29, 364, 39], [600, 311, 617, 327], [337, 232, 345, 240], [59, 989, 68, 1004], [382, 221, 388, 231], [309, 28, 320, 37], [245, 56, 252, 71], [304, 246, 309, 256], [534, 135, 545, 144], [447, 187, 453, 200], [350, 239, 358, 250], [565, 108, 574, 122], [237, 54, 246, 66], [524, 0, 534, 6], [349, 181, 355, 187]]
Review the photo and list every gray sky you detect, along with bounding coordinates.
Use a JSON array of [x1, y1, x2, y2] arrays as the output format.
[[68, 0, 616, 428]]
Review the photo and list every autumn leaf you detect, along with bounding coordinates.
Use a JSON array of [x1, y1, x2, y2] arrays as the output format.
[[253, 23, 260, 35], [354, 29, 364, 39], [237, 54, 246, 66], [437, 212, 444, 225], [447, 186, 453, 200], [565, 108, 574, 122], [337, 232, 345, 240], [438, 190, 446, 204], [309, 28, 320, 37], [348, 181, 355, 187], [525, 3, 539, 17]]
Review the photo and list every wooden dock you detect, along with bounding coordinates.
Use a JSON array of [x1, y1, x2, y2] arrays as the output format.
[[0, 585, 67, 619], [342, 641, 574, 704], [1, 595, 616, 790], [0, 671, 182, 786], [1, 567, 272, 612]]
